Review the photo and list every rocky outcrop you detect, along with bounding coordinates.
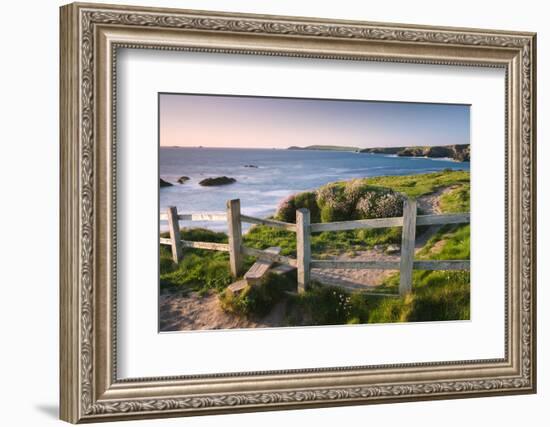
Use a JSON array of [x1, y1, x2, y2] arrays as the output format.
[[199, 176, 236, 186], [160, 178, 173, 187], [244, 164, 258, 168], [361, 144, 470, 162], [177, 176, 190, 184]]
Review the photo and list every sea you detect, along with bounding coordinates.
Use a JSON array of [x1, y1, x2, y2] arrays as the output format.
[[159, 147, 469, 231]]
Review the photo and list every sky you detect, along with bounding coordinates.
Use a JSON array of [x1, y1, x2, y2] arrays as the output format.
[[159, 93, 470, 149]]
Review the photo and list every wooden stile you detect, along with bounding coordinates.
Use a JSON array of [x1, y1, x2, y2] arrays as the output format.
[[241, 246, 297, 267], [311, 216, 403, 232], [167, 206, 183, 263], [399, 198, 417, 296], [160, 199, 470, 299], [181, 240, 230, 252], [244, 247, 281, 285], [296, 209, 311, 293], [227, 199, 243, 278]]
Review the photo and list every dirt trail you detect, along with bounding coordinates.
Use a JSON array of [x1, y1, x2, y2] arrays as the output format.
[[310, 186, 456, 291], [159, 186, 457, 331], [160, 290, 288, 331]]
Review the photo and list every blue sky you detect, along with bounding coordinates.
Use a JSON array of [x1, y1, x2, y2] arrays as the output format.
[[160, 93, 470, 149]]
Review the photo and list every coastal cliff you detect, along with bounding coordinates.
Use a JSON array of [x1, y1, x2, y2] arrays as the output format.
[[287, 144, 470, 162], [361, 144, 470, 162]]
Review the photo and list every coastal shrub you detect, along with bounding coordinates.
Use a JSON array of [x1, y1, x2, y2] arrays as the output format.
[[275, 195, 296, 222], [343, 179, 370, 205], [275, 191, 320, 223], [319, 204, 350, 222], [294, 191, 321, 223], [316, 183, 354, 222], [356, 190, 404, 219]]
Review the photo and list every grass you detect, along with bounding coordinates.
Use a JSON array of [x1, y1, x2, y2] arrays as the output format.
[[160, 169, 471, 325], [242, 224, 402, 258], [365, 169, 470, 199], [439, 183, 471, 213], [366, 222, 471, 323], [160, 228, 253, 296]]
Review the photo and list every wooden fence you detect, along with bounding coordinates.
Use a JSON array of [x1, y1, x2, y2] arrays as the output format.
[[160, 198, 470, 296]]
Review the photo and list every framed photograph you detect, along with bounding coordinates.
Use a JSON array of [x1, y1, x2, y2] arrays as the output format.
[[60, 2, 537, 423]]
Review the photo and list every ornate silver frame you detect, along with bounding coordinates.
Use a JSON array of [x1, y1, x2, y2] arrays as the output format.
[[59, 2, 537, 423]]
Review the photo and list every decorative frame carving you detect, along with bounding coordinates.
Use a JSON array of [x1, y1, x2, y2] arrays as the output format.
[[60, 2, 536, 423]]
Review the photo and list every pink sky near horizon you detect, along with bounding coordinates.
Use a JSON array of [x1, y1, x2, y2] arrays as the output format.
[[159, 93, 470, 149]]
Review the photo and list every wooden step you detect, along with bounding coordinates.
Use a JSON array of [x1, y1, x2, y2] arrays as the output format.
[[227, 279, 248, 295], [244, 246, 281, 285], [269, 264, 297, 276]]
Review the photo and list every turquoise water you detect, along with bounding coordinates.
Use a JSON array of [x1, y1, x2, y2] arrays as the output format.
[[159, 147, 469, 231]]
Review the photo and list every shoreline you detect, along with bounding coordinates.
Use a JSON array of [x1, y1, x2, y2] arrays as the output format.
[[160, 169, 470, 233]]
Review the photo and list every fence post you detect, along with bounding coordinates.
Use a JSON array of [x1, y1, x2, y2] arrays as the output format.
[[399, 198, 417, 296], [227, 199, 243, 278], [167, 206, 183, 263], [296, 208, 311, 293]]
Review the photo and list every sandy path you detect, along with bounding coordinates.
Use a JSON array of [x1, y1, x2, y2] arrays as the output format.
[[311, 186, 455, 291], [160, 290, 288, 331]]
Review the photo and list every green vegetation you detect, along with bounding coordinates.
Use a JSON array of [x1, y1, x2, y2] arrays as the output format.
[[365, 169, 470, 198], [275, 170, 469, 224], [160, 229, 238, 295], [243, 224, 402, 258], [439, 184, 470, 213], [367, 223, 470, 322], [160, 169, 471, 326], [219, 272, 297, 318]]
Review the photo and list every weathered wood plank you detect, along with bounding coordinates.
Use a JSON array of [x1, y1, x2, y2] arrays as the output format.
[[270, 264, 297, 276], [241, 246, 297, 267], [159, 238, 172, 245], [160, 212, 226, 221], [413, 260, 470, 270], [166, 206, 183, 263], [181, 240, 230, 252], [240, 215, 296, 231], [180, 212, 226, 221], [310, 216, 403, 233], [416, 213, 470, 226], [227, 199, 243, 278], [310, 260, 400, 270], [244, 247, 281, 285], [399, 199, 417, 296], [296, 209, 311, 293], [227, 279, 248, 295]]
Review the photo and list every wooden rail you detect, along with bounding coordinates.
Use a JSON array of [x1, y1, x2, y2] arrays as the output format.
[[241, 246, 297, 267], [240, 215, 296, 232], [161, 198, 470, 297], [159, 212, 226, 221]]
